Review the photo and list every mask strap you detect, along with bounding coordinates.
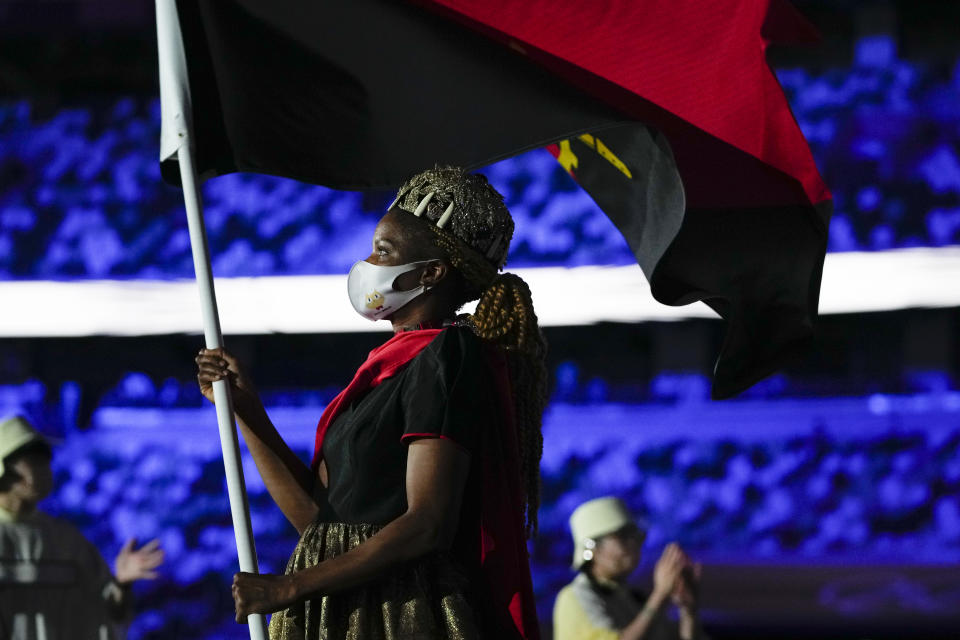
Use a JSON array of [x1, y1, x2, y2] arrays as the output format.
[[390, 259, 439, 293]]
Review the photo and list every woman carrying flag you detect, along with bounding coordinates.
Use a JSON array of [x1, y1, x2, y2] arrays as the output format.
[[196, 167, 545, 639]]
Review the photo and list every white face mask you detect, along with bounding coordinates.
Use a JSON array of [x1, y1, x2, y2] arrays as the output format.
[[347, 260, 434, 321]]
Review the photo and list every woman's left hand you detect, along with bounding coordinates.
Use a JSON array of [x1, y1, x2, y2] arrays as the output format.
[[232, 572, 299, 622]]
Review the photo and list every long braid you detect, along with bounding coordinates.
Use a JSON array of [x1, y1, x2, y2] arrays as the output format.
[[395, 167, 548, 537], [432, 225, 548, 536], [469, 273, 548, 536]]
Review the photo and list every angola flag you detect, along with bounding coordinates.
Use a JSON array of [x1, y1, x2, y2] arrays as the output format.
[[160, 0, 832, 400]]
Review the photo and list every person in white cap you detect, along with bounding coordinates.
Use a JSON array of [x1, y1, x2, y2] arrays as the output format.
[[553, 497, 707, 640], [0, 415, 164, 640]]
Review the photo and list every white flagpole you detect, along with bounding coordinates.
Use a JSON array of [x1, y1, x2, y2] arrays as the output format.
[[156, 1, 268, 637]]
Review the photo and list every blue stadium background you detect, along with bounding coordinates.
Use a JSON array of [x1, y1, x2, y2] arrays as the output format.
[[1, 3, 959, 637]]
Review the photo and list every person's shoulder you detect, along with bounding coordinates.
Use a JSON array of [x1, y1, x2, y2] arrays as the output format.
[[19, 511, 98, 556], [35, 512, 88, 540], [553, 578, 580, 618], [557, 573, 601, 606], [555, 577, 580, 604], [434, 323, 482, 347], [422, 324, 486, 363], [554, 574, 616, 633]]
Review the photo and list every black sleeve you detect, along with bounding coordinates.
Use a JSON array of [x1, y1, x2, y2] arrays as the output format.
[[399, 326, 497, 454]]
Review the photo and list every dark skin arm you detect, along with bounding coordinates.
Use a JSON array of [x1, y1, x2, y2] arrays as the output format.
[[231, 437, 470, 622], [196, 348, 321, 533]]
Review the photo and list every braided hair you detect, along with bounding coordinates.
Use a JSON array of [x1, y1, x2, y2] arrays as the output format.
[[395, 166, 548, 536]]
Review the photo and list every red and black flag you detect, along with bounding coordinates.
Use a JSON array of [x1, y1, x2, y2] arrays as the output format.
[[161, 0, 831, 400]]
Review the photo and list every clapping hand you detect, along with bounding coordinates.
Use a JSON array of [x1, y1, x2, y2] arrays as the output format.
[[652, 543, 687, 599], [671, 560, 702, 611]]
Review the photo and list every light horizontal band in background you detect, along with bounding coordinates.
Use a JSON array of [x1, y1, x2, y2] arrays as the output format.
[[1, 247, 958, 337]]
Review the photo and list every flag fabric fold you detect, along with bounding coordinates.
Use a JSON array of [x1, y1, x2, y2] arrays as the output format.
[[161, 0, 831, 398], [156, 0, 192, 163]]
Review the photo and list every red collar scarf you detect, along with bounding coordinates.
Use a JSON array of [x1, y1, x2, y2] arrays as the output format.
[[311, 328, 441, 469], [310, 328, 540, 640]]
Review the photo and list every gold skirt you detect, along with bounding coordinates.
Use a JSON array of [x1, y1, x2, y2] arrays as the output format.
[[268, 521, 482, 640]]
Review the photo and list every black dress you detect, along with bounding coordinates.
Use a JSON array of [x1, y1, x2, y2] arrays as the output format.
[[269, 326, 498, 640]]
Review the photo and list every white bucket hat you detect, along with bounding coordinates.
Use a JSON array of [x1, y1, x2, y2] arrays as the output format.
[[0, 416, 49, 477], [569, 497, 644, 569]]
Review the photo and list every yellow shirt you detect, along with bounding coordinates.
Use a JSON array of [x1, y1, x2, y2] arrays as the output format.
[[553, 573, 676, 640]]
